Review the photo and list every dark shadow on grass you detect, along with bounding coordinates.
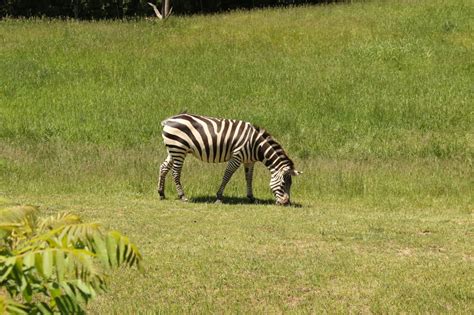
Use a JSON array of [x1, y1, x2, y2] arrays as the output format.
[[190, 195, 303, 208]]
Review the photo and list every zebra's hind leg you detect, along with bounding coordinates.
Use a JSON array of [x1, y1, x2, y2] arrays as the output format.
[[171, 154, 188, 202], [157, 155, 172, 200], [244, 163, 255, 203], [216, 156, 242, 203]]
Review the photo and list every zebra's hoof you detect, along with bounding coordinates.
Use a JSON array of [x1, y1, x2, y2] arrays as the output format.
[[158, 190, 165, 200], [179, 196, 188, 202], [215, 199, 223, 204], [247, 196, 256, 203]]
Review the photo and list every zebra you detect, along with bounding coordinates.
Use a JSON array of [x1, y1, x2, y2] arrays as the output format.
[[157, 113, 301, 205]]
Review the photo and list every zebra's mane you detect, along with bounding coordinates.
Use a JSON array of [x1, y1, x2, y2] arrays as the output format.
[[254, 125, 294, 169]]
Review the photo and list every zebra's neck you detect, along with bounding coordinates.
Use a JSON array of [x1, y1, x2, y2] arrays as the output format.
[[255, 130, 293, 175]]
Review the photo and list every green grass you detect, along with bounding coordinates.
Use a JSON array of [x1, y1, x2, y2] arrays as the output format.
[[1, 0, 473, 312]]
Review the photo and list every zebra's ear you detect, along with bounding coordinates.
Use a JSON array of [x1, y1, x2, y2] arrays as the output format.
[[289, 169, 302, 176]]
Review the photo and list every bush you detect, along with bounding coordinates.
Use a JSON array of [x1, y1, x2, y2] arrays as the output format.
[[0, 0, 341, 18], [0, 198, 142, 314]]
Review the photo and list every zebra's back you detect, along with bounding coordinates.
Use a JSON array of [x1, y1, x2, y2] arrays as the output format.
[[161, 114, 255, 163]]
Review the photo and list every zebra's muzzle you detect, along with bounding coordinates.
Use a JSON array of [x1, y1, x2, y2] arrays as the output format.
[[276, 194, 290, 206]]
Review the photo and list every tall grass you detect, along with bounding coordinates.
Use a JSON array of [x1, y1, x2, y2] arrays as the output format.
[[1, 0, 472, 198], [1, 0, 472, 155]]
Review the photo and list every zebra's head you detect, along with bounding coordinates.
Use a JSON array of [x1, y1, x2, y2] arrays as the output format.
[[270, 167, 302, 206]]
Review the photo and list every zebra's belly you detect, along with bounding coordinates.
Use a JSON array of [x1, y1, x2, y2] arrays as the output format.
[[190, 151, 256, 165], [190, 150, 231, 163]]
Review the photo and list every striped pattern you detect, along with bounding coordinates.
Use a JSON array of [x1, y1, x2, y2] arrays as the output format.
[[158, 114, 300, 205]]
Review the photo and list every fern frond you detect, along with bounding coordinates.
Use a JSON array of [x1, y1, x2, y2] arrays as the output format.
[[1, 247, 99, 284], [0, 205, 38, 249], [0, 293, 28, 315], [106, 231, 142, 270], [37, 212, 82, 232], [0, 205, 37, 223], [24, 222, 102, 250], [58, 222, 102, 244], [1, 202, 142, 314]]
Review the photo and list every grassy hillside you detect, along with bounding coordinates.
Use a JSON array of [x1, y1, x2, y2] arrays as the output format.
[[0, 0, 472, 313], [1, 0, 472, 154], [1, 0, 472, 198]]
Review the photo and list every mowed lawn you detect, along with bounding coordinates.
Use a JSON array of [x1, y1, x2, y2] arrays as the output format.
[[0, 0, 473, 312]]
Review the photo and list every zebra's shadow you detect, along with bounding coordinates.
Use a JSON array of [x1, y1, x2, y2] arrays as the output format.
[[190, 196, 302, 207]]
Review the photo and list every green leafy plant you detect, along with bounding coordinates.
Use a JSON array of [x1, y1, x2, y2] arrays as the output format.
[[0, 198, 142, 314]]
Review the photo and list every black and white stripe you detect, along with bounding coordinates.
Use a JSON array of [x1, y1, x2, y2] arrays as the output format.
[[158, 113, 301, 205]]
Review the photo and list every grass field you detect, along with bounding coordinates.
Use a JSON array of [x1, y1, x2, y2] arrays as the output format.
[[1, 0, 473, 312]]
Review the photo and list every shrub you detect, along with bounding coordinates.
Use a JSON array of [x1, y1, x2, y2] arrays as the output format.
[[0, 198, 142, 314]]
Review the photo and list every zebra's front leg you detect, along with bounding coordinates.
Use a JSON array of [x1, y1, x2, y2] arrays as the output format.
[[244, 163, 255, 203], [171, 157, 188, 202], [216, 156, 242, 203], [157, 156, 172, 200]]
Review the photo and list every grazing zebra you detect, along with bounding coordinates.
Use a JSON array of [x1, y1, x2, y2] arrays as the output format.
[[158, 113, 301, 205]]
